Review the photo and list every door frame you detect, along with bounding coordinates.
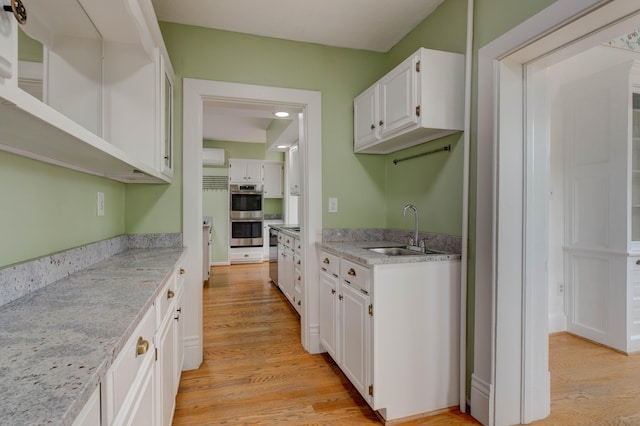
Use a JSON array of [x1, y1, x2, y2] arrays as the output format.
[[472, 0, 640, 424], [182, 79, 323, 370]]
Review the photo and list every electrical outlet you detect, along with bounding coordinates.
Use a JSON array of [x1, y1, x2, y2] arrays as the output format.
[[97, 192, 105, 216], [557, 282, 564, 296], [328, 197, 338, 213]]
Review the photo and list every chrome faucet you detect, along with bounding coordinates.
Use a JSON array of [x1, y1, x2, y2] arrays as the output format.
[[402, 204, 424, 252]]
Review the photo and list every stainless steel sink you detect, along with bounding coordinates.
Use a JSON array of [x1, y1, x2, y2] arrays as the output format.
[[368, 247, 444, 256], [368, 247, 423, 256]]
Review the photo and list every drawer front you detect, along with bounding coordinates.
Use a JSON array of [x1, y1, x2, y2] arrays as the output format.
[[294, 238, 301, 252], [156, 272, 177, 325], [341, 259, 370, 294], [105, 304, 156, 421], [319, 251, 339, 276], [294, 253, 302, 269], [281, 234, 294, 249]]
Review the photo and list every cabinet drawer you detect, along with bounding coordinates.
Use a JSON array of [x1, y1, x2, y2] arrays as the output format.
[[630, 256, 640, 271], [341, 259, 370, 294], [294, 253, 302, 268], [294, 238, 301, 252], [104, 304, 156, 422], [281, 234, 294, 249], [156, 272, 177, 325], [320, 251, 339, 276]]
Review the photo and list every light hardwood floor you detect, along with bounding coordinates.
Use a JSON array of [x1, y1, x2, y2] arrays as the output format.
[[173, 262, 640, 425]]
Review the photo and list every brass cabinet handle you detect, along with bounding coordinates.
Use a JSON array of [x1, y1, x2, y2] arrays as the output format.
[[297, 300, 301, 306], [297, 260, 301, 265], [179, 268, 185, 275], [379, 120, 384, 126], [370, 124, 375, 130], [636, 260, 640, 265], [348, 268, 356, 277], [331, 289, 336, 294], [297, 276, 301, 282], [136, 337, 149, 357], [167, 289, 175, 299], [323, 258, 330, 264], [5, 0, 27, 25], [338, 294, 343, 301]]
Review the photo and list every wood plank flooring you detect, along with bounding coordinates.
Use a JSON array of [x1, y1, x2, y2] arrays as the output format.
[[173, 262, 477, 425], [173, 262, 640, 425]]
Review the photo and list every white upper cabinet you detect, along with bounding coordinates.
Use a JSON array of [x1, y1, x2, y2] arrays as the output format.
[[354, 48, 464, 154], [0, 0, 174, 183], [289, 144, 300, 196], [228, 159, 263, 183], [263, 161, 284, 198]]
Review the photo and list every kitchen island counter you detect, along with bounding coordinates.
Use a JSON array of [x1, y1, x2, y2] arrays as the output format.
[[0, 247, 185, 426]]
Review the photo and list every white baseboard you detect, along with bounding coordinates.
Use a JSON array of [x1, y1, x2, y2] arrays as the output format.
[[470, 373, 492, 426], [548, 313, 567, 334], [182, 335, 202, 371], [211, 261, 230, 266]]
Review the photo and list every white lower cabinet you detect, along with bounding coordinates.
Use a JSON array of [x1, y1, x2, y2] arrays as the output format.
[[72, 386, 101, 426], [100, 261, 185, 426], [318, 249, 460, 422]]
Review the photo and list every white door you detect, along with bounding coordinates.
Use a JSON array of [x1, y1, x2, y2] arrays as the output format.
[[354, 85, 379, 149]]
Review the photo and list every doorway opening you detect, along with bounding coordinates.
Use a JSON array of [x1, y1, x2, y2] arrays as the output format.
[[182, 80, 323, 371], [473, 1, 640, 424]]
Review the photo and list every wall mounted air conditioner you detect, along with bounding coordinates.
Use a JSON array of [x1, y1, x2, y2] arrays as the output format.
[[202, 148, 225, 166]]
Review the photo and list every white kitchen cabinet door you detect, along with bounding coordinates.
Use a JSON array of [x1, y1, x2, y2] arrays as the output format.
[[378, 54, 418, 139], [0, 13, 16, 82], [354, 85, 379, 149], [228, 159, 264, 183], [174, 286, 185, 394], [282, 245, 295, 304], [263, 162, 284, 198], [288, 145, 300, 196], [161, 55, 174, 178], [156, 313, 176, 426], [319, 268, 339, 361], [124, 357, 156, 426], [340, 280, 370, 402]]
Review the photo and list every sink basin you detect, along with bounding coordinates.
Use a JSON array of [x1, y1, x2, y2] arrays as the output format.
[[368, 247, 444, 256], [368, 247, 423, 256]]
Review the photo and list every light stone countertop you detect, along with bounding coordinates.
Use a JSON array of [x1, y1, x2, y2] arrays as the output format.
[[317, 240, 461, 266], [0, 247, 185, 426]]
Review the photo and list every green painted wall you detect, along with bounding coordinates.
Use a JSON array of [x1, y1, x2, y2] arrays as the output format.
[[0, 151, 124, 268], [18, 28, 43, 62], [150, 22, 389, 232]]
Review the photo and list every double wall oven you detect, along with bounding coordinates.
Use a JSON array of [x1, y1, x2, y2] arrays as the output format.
[[229, 184, 263, 247]]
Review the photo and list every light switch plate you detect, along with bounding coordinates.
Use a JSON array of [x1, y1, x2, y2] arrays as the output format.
[[97, 192, 105, 216], [328, 197, 338, 213]]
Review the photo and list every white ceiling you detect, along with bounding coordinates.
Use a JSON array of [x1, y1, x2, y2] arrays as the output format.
[[151, 0, 445, 52], [153, 0, 445, 145]]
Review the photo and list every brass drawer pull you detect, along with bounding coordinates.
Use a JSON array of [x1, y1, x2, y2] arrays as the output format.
[[136, 337, 149, 357], [298, 300, 301, 306], [348, 268, 356, 277], [331, 289, 336, 295], [167, 289, 175, 299], [636, 260, 640, 265], [297, 260, 301, 265], [323, 258, 330, 264], [180, 268, 185, 275]]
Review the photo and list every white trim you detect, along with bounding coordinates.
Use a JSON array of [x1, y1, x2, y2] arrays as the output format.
[[211, 261, 231, 266], [470, 374, 492, 426], [460, 0, 474, 411], [182, 79, 323, 363]]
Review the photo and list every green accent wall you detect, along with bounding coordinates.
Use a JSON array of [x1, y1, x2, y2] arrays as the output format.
[[18, 28, 43, 62], [0, 151, 124, 268]]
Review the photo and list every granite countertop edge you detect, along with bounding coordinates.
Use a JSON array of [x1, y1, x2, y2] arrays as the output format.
[[316, 241, 461, 266], [0, 247, 186, 426]]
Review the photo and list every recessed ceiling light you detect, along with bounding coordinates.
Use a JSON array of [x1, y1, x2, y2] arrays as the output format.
[[274, 111, 289, 118]]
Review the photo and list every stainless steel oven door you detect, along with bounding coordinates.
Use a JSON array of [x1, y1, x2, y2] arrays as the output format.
[[230, 220, 264, 247], [230, 184, 263, 220]]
